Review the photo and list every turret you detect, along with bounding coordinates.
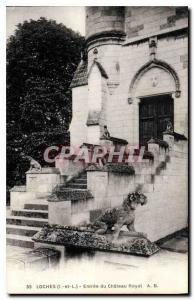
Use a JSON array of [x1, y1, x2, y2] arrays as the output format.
[[86, 6, 125, 42], [86, 7, 125, 85]]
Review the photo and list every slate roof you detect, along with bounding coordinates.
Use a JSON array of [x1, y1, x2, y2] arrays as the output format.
[[70, 59, 88, 88], [70, 59, 108, 88]]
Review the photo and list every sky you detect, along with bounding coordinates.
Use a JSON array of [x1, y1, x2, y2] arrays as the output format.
[[6, 6, 86, 38]]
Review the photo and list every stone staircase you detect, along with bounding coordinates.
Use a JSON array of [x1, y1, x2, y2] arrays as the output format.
[[6, 173, 89, 248], [65, 172, 87, 189], [7, 139, 187, 245], [6, 201, 48, 248], [49, 172, 93, 203]]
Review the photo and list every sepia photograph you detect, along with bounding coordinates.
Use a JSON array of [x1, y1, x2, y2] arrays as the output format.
[[5, 4, 189, 295]]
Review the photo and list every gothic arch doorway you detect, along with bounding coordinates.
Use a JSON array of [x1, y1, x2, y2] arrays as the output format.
[[139, 93, 174, 146], [128, 59, 180, 146]]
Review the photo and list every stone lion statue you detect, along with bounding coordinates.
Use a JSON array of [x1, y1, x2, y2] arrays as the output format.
[[90, 192, 147, 240], [26, 155, 42, 172]]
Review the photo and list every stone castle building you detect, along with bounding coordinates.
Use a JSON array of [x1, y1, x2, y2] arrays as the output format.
[[8, 7, 188, 248], [70, 7, 188, 147]]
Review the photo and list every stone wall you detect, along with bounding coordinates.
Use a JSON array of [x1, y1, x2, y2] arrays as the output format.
[[88, 44, 122, 81], [70, 85, 88, 147], [85, 141, 187, 242], [49, 200, 72, 226], [124, 7, 188, 40], [83, 7, 188, 145], [66, 7, 188, 241], [47, 139, 188, 242], [87, 171, 136, 209], [48, 198, 95, 227], [135, 142, 188, 241], [106, 34, 188, 144]]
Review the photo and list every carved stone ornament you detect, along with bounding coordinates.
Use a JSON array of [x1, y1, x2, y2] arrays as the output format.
[[151, 75, 158, 87], [175, 90, 181, 98], [26, 156, 42, 172], [129, 59, 181, 100], [149, 37, 157, 60], [128, 97, 133, 104]]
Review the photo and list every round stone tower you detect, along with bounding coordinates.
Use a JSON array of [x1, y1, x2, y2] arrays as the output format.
[[86, 7, 125, 40], [85, 6, 126, 82]]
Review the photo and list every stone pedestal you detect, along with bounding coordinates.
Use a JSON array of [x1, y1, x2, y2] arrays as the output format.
[[148, 140, 160, 161], [33, 225, 160, 257], [26, 167, 62, 193], [10, 167, 63, 211], [10, 186, 34, 210]]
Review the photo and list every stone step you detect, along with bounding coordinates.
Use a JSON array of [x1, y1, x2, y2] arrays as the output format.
[[25, 199, 48, 205], [12, 209, 48, 219], [74, 178, 87, 183], [6, 234, 34, 248], [7, 247, 61, 271], [6, 216, 48, 227], [24, 203, 48, 211], [80, 174, 87, 178], [67, 183, 87, 189], [6, 224, 41, 237]]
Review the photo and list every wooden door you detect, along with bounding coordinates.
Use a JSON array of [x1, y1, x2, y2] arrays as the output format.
[[139, 94, 173, 146]]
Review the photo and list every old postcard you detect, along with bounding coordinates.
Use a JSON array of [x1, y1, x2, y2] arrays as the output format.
[[6, 5, 189, 295]]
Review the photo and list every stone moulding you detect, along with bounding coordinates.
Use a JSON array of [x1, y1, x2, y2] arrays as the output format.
[[107, 81, 120, 95], [123, 26, 188, 47], [173, 132, 187, 141], [26, 167, 60, 174], [109, 136, 128, 145], [10, 185, 26, 192], [86, 30, 126, 49], [163, 131, 187, 141], [129, 59, 181, 101], [33, 225, 160, 257]]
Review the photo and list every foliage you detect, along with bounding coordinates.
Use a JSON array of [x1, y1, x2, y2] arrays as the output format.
[[7, 17, 85, 198]]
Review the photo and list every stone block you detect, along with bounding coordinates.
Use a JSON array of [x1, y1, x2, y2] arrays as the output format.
[[10, 190, 36, 211], [33, 225, 160, 257], [71, 211, 90, 226], [48, 201, 71, 226], [135, 174, 145, 184]]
